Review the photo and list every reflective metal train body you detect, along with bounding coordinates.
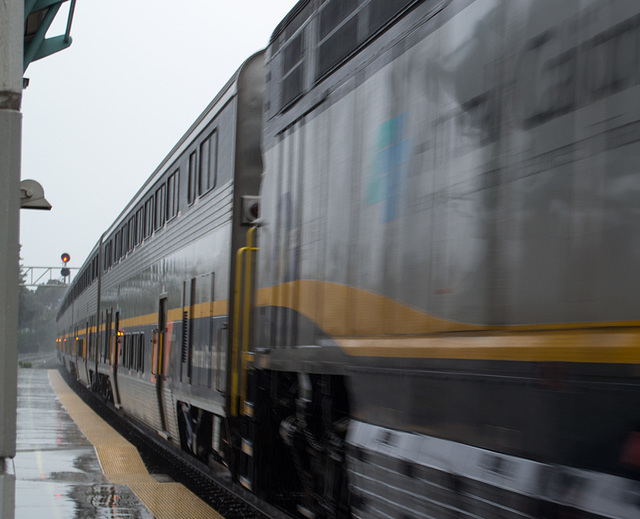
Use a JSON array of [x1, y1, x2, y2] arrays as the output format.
[[57, 51, 264, 459], [57, 1, 640, 518]]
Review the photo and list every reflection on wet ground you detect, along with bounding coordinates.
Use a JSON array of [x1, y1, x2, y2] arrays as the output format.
[[14, 368, 154, 519]]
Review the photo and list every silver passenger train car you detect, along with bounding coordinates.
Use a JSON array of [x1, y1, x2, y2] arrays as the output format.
[[58, 1, 640, 518], [57, 51, 264, 457]]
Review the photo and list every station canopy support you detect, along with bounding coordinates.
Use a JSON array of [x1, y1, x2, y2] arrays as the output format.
[[0, 0, 76, 463], [24, 0, 76, 72]]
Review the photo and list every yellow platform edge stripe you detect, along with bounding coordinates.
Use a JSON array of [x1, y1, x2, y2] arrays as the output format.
[[48, 369, 225, 519]]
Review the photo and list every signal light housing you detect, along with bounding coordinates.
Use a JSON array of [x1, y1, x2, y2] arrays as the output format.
[[61, 252, 70, 264], [240, 195, 260, 225]]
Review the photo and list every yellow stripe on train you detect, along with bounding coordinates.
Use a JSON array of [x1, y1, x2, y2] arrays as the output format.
[[58, 280, 640, 363]]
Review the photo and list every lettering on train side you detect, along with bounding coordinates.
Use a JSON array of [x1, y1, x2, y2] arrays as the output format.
[[517, 12, 640, 129]]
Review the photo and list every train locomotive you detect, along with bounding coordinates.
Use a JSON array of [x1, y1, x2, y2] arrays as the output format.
[[57, 1, 640, 518]]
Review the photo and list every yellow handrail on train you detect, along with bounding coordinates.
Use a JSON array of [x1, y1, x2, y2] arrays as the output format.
[[231, 226, 258, 417]]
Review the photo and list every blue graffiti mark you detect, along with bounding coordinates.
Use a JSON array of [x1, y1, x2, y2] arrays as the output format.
[[367, 114, 411, 222]]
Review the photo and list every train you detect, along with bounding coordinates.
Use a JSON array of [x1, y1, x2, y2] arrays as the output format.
[[57, 1, 640, 518]]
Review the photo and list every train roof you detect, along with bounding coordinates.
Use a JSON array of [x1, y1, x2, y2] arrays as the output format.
[[269, 0, 313, 45], [61, 52, 263, 308], [104, 71, 239, 238], [104, 50, 264, 240]]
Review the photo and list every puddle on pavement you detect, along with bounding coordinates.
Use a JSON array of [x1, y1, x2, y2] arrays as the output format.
[[13, 368, 154, 519]]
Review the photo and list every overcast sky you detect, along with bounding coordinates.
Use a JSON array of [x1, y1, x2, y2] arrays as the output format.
[[20, 0, 298, 277]]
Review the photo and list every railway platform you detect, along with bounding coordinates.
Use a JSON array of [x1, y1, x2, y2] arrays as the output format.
[[7, 364, 225, 519]]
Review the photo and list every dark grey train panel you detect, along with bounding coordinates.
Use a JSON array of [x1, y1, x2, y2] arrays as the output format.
[[260, 0, 640, 328]]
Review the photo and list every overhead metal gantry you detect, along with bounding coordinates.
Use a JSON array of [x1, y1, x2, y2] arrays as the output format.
[[20, 266, 78, 287]]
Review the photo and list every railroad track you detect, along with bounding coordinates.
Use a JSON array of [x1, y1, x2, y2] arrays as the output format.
[[59, 368, 293, 519]]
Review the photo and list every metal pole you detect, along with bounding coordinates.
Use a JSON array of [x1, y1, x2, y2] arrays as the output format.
[[0, 0, 23, 464]]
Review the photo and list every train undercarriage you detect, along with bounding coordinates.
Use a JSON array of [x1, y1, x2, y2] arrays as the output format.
[[173, 369, 352, 519], [253, 371, 351, 519]]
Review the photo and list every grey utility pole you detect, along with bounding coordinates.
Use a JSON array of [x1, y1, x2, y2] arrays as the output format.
[[0, 0, 24, 462], [1, 3, 76, 515], [0, 1, 23, 515]]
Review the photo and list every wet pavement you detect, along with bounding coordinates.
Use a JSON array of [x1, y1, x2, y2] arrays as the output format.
[[13, 367, 154, 519]]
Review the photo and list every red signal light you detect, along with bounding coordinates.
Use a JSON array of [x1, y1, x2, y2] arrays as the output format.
[[61, 253, 70, 264]]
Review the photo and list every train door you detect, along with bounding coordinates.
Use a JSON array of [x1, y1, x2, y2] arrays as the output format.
[[112, 311, 122, 407], [216, 310, 227, 392], [179, 275, 222, 385], [104, 310, 112, 365], [153, 296, 169, 433], [89, 315, 97, 388], [103, 309, 113, 401], [83, 322, 90, 385]]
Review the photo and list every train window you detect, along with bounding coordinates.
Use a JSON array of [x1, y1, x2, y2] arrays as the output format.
[[113, 311, 120, 364], [198, 131, 218, 195], [118, 333, 147, 371], [144, 195, 154, 239], [114, 231, 121, 263], [136, 207, 144, 245], [133, 334, 139, 371], [128, 216, 136, 251], [111, 233, 117, 264], [167, 169, 179, 221], [88, 317, 94, 359], [103, 240, 110, 271], [122, 223, 129, 257], [128, 335, 133, 370], [281, 33, 305, 109], [317, 12, 359, 79], [188, 151, 198, 205], [319, 0, 358, 40], [155, 183, 166, 230], [102, 311, 110, 364], [138, 333, 145, 373], [368, 0, 417, 35]]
